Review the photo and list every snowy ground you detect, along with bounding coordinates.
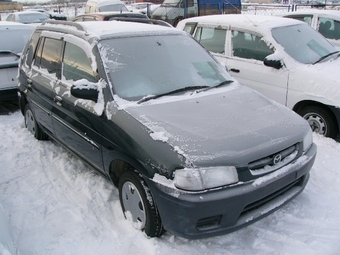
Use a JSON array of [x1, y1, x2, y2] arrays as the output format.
[[0, 101, 339, 255]]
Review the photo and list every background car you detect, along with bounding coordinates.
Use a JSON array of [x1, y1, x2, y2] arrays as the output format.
[[72, 11, 149, 21], [280, 10, 340, 49], [72, 11, 172, 26], [26, 8, 68, 21], [177, 14, 340, 139], [127, 2, 160, 17], [5, 11, 49, 24], [85, 0, 129, 13], [0, 22, 34, 102]]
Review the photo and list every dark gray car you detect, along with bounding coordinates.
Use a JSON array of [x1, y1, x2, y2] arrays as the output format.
[[18, 20, 317, 239]]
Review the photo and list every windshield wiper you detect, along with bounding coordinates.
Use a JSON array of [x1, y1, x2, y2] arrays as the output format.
[[137, 86, 209, 104], [196, 80, 234, 93], [313, 51, 340, 64], [0, 50, 21, 58]]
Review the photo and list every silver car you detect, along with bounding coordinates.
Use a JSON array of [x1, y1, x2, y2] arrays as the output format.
[[0, 22, 34, 102]]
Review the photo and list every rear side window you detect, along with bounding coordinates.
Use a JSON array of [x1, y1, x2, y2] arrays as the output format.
[[194, 27, 226, 54], [183, 22, 197, 35], [34, 37, 63, 78], [318, 17, 340, 40], [285, 15, 313, 26], [62, 42, 97, 83]]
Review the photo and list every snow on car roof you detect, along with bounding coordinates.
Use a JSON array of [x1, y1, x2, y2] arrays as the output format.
[[178, 14, 305, 31]]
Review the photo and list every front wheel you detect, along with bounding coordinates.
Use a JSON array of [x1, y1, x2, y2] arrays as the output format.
[[119, 170, 164, 237], [298, 105, 338, 139], [24, 104, 48, 140]]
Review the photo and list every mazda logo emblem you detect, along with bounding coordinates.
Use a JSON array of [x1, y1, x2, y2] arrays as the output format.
[[273, 154, 282, 165]]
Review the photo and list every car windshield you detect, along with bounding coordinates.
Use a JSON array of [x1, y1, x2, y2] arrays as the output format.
[[100, 34, 232, 101], [18, 13, 48, 23], [100, 4, 129, 12], [0, 28, 34, 53], [271, 23, 336, 64]]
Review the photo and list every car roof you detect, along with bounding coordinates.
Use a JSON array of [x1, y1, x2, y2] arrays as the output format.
[[38, 20, 181, 41], [282, 9, 340, 17], [178, 14, 304, 31]]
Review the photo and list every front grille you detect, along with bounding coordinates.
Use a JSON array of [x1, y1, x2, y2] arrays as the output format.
[[248, 144, 299, 173]]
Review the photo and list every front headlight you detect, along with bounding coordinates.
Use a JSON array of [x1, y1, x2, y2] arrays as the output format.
[[303, 128, 313, 152], [174, 166, 239, 191]]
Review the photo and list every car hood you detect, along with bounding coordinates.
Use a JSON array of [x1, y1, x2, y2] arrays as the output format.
[[124, 84, 308, 167]]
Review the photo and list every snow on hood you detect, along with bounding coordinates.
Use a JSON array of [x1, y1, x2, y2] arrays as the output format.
[[123, 84, 308, 166]]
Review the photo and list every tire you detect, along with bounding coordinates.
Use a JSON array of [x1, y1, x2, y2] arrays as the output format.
[[24, 104, 48, 140], [119, 170, 164, 237], [298, 105, 338, 139]]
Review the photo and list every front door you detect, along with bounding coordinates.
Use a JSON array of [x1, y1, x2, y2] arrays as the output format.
[[52, 41, 104, 172]]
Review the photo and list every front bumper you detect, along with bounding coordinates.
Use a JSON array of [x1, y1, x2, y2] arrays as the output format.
[[145, 143, 317, 239]]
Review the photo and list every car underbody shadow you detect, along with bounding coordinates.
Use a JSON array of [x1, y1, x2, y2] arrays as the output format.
[[0, 101, 19, 115]]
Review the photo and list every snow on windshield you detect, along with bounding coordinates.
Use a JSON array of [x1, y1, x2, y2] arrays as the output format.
[[272, 23, 336, 64], [99, 34, 232, 101]]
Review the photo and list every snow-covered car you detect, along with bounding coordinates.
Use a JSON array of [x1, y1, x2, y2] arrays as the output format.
[[279, 10, 340, 49], [5, 11, 49, 24], [177, 14, 340, 139], [0, 22, 34, 102], [18, 19, 316, 239], [26, 8, 67, 21]]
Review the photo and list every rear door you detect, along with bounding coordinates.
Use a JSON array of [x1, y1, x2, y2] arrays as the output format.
[[26, 35, 63, 134]]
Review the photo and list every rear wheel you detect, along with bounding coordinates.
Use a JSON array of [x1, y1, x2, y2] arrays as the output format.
[[119, 170, 164, 237], [298, 105, 338, 139], [24, 104, 48, 140]]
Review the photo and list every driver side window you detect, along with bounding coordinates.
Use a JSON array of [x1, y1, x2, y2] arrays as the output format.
[[62, 42, 97, 84], [232, 30, 273, 61]]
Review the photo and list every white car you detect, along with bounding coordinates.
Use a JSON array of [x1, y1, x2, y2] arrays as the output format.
[[177, 14, 340, 139], [280, 10, 340, 49]]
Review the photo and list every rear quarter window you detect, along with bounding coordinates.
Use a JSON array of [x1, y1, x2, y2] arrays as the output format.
[[24, 31, 41, 67]]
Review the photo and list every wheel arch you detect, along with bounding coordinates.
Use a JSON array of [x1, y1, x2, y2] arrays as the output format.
[[293, 100, 340, 134], [108, 155, 150, 187]]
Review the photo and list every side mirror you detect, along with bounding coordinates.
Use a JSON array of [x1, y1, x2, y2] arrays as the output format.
[[71, 84, 98, 102], [264, 53, 283, 69]]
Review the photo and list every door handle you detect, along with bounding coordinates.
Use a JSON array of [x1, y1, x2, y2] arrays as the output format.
[[27, 78, 32, 89], [54, 95, 62, 106], [229, 68, 240, 73]]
